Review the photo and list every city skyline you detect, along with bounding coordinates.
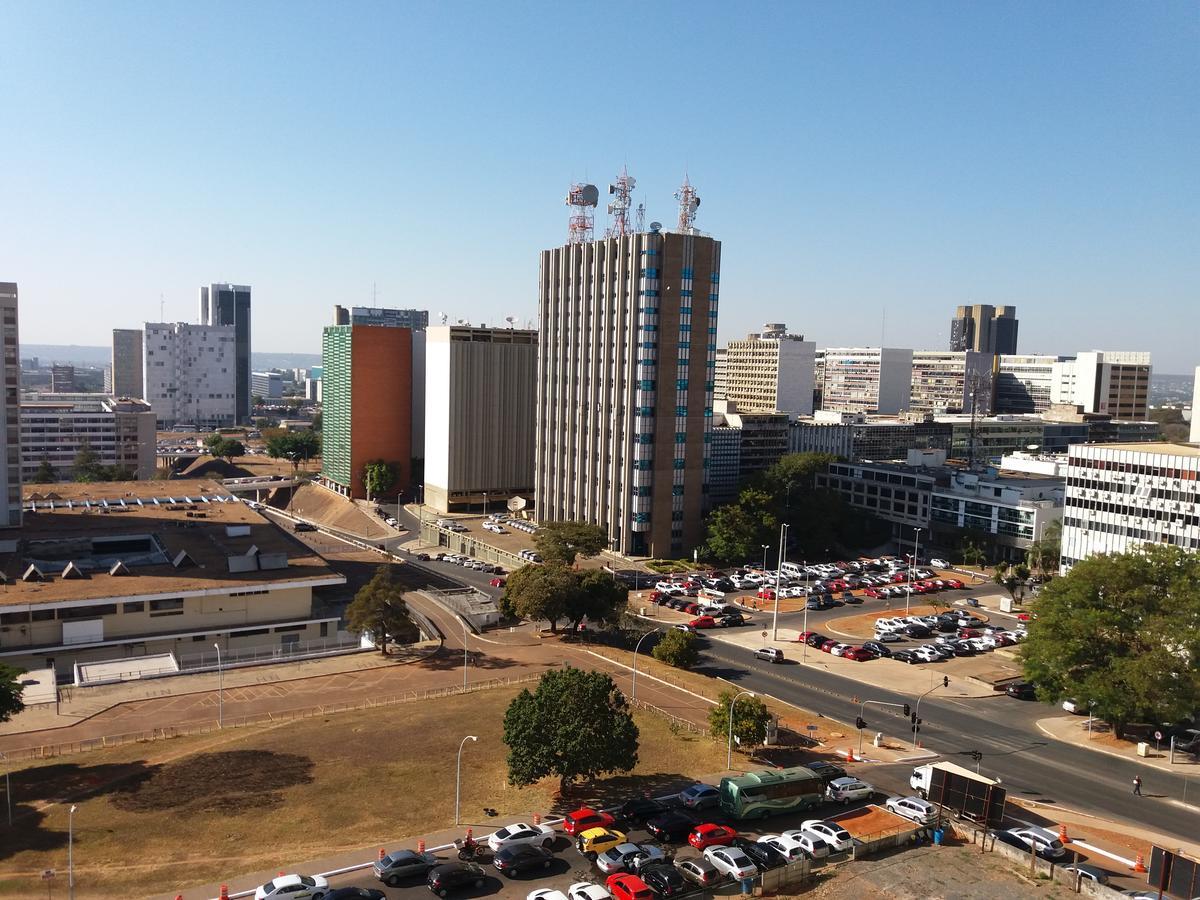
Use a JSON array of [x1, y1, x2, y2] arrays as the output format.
[[2, 2, 1197, 371]]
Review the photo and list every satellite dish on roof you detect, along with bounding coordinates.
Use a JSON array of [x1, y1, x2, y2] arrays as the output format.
[[649, 221, 662, 233], [507, 496, 528, 512]]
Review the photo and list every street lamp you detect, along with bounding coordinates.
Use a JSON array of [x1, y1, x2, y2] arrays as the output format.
[[68, 803, 77, 900], [462, 620, 470, 693], [631, 629, 657, 702], [911, 676, 948, 749], [801, 561, 810, 662], [455, 735, 478, 825], [213, 642, 224, 728], [772, 523, 789, 640], [906, 527, 923, 615], [727, 690, 756, 771], [760, 545, 769, 570]]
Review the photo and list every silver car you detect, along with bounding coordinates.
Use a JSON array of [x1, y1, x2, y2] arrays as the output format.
[[595, 843, 665, 875], [374, 849, 440, 886]]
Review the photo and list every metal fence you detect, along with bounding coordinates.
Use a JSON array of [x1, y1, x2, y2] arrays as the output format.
[[177, 633, 364, 671]]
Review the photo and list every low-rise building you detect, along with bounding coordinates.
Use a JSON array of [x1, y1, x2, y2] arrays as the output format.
[[909, 350, 995, 415], [707, 403, 790, 506], [21, 398, 157, 481], [251, 371, 283, 400], [1, 480, 347, 679], [789, 412, 953, 461]]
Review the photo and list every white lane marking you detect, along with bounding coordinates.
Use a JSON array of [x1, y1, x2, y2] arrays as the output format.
[[1071, 840, 1134, 867]]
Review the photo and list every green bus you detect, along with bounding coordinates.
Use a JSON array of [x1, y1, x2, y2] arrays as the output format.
[[718, 766, 826, 820]]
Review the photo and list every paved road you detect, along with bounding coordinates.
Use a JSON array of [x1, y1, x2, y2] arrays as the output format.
[[693, 638, 1200, 842]]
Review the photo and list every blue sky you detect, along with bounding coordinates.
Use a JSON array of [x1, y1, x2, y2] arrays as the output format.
[[2, 1, 1197, 371]]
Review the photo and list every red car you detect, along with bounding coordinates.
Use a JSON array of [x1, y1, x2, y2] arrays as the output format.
[[842, 646, 876, 661], [756, 587, 777, 601], [690, 615, 718, 629], [687, 823, 737, 849], [958, 627, 981, 638], [797, 630, 819, 644], [1017, 612, 1035, 622], [827, 579, 847, 591], [863, 587, 884, 599], [489, 577, 506, 588], [943, 578, 965, 589], [563, 806, 616, 836], [648, 590, 667, 604], [890, 573, 908, 583], [683, 603, 701, 615], [819, 639, 839, 653], [607, 873, 653, 900]]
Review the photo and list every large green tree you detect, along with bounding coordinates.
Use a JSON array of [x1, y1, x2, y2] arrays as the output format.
[[708, 689, 772, 750], [652, 629, 699, 669], [32, 458, 57, 484], [265, 431, 321, 471], [73, 439, 105, 482], [0, 664, 25, 724], [534, 521, 609, 566], [702, 487, 778, 565], [503, 667, 639, 791], [203, 433, 245, 462], [345, 565, 416, 655], [361, 460, 397, 501], [565, 570, 628, 632], [1020, 545, 1200, 733], [498, 562, 575, 633]]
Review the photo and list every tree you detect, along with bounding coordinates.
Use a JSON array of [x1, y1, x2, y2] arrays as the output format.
[[502, 667, 638, 791], [73, 439, 105, 482], [565, 570, 628, 632], [499, 562, 576, 633], [265, 431, 321, 472], [708, 689, 772, 750], [652, 629, 699, 669], [345, 565, 416, 655], [203, 434, 245, 462], [959, 538, 987, 569], [361, 460, 397, 502], [0, 664, 25, 724], [535, 521, 609, 566], [1019, 545, 1200, 735], [993, 561, 1031, 605], [1025, 519, 1062, 580], [32, 458, 57, 484], [702, 488, 778, 565]]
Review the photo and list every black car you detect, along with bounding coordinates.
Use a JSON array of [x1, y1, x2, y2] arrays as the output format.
[[492, 844, 554, 877], [640, 862, 686, 897], [328, 890, 387, 900], [805, 761, 847, 782], [427, 862, 487, 896], [947, 641, 975, 657], [803, 632, 830, 648], [619, 797, 669, 825], [862, 640, 892, 657], [892, 650, 919, 664], [903, 624, 932, 638], [646, 809, 703, 842], [719, 614, 746, 627], [1006, 681, 1037, 700], [731, 836, 786, 870], [415, 552, 432, 561]]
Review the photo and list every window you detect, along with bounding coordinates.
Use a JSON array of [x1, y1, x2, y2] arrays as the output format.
[[122, 602, 145, 613], [149, 598, 185, 616]]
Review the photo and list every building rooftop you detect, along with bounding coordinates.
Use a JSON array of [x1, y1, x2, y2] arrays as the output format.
[[2, 479, 342, 607], [1073, 442, 1200, 457]]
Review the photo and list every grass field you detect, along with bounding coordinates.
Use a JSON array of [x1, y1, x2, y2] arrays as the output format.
[[0, 684, 728, 899]]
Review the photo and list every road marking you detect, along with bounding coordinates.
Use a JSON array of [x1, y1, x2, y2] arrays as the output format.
[[1071, 840, 1134, 867]]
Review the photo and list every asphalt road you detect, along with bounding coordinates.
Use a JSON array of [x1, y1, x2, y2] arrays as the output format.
[[693, 638, 1200, 842]]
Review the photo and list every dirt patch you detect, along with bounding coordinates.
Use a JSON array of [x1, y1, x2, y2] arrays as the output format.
[[110, 750, 314, 814], [829, 804, 914, 838], [286, 483, 390, 539]]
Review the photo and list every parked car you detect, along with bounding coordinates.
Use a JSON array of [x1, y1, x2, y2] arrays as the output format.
[[779, 830, 830, 859], [702, 846, 758, 880], [929, 558, 950, 568], [645, 810, 702, 842], [596, 843, 665, 875], [798, 820, 854, 853], [1004, 827, 1066, 860], [674, 854, 721, 887], [565, 882, 612, 900], [755, 834, 808, 863], [730, 836, 786, 870], [884, 796, 937, 825], [605, 872, 653, 900], [256, 875, 330, 900], [577, 828, 628, 858], [825, 777, 875, 804], [638, 862, 686, 897], [687, 823, 737, 850], [862, 640, 892, 657], [374, 849, 440, 886], [753, 647, 784, 663], [326, 889, 385, 900], [617, 798, 668, 826], [426, 863, 487, 897], [841, 646, 876, 662], [678, 783, 720, 810], [488, 822, 556, 853], [564, 807, 616, 836], [1062, 863, 1109, 884], [494, 844, 555, 877]]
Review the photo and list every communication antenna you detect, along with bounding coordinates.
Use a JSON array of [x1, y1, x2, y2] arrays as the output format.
[[674, 175, 700, 233], [605, 167, 636, 238], [159, 293, 164, 322], [439, 312, 448, 325], [504, 316, 516, 329], [635, 203, 646, 233], [565, 182, 599, 244]]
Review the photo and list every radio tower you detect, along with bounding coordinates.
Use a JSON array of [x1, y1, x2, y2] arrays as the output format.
[[565, 183, 599, 244], [605, 167, 637, 238], [675, 175, 701, 233]]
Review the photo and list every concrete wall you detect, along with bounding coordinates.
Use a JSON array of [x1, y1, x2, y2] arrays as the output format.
[[349, 326, 413, 500]]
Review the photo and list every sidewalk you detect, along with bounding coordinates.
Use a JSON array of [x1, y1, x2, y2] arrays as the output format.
[[1037, 714, 1200, 779]]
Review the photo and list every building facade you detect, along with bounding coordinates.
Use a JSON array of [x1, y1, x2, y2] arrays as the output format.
[[1061, 442, 1200, 570], [251, 371, 283, 401], [111, 329, 144, 399], [535, 228, 719, 558], [320, 325, 413, 500], [1051, 351, 1151, 420], [713, 347, 728, 403], [423, 326, 537, 513], [143, 322, 238, 427], [950, 304, 1018, 355], [708, 425, 742, 506], [995, 354, 1066, 413], [1193, 367, 1200, 443], [789, 413, 953, 461], [51, 364, 75, 393], [0, 283, 20, 528], [819, 348, 913, 415], [21, 398, 157, 481], [334, 305, 429, 330], [723, 324, 815, 417], [909, 350, 996, 415], [198, 283, 252, 422]]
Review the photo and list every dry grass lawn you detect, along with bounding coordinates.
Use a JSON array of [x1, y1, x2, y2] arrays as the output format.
[[0, 684, 728, 899]]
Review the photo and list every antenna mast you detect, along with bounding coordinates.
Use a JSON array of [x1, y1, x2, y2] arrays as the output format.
[[674, 175, 700, 233], [565, 182, 599, 244], [605, 167, 636, 238], [635, 203, 646, 233]]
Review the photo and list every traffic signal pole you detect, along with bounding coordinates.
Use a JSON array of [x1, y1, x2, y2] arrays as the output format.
[[911, 676, 950, 749], [856, 698, 911, 756]]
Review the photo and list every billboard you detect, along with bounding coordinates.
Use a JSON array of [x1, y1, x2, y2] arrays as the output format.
[[929, 767, 1006, 828], [1148, 846, 1199, 899]]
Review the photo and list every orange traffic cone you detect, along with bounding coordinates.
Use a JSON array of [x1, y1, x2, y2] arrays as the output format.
[[418, 839, 426, 853], [219, 886, 229, 900], [1132, 854, 1147, 873], [533, 813, 541, 825], [1058, 824, 1070, 844]]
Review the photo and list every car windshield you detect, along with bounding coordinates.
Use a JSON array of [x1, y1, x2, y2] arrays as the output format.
[[299, 877, 316, 887]]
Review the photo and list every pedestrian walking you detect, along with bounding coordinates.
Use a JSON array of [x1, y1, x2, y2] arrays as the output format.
[[1132, 775, 1142, 796]]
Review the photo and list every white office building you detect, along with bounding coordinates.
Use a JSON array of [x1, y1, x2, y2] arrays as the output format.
[[909, 350, 995, 414], [1051, 351, 1151, 420], [995, 354, 1068, 414], [21, 398, 157, 481], [1191, 367, 1200, 443], [143, 322, 238, 427], [1061, 442, 1200, 571], [723, 324, 815, 417], [251, 371, 283, 400], [820, 347, 913, 415]]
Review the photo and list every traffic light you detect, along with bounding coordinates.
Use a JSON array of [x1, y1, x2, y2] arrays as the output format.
[[902, 703, 911, 717], [942, 676, 949, 688], [910, 711, 917, 724], [855, 716, 866, 730], [970, 750, 983, 762]]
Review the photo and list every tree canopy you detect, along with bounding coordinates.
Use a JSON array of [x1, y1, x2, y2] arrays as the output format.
[[265, 431, 320, 469], [32, 458, 57, 484], [203, 433, 245, 462], [503, 667, 639, 790], [1020, 545, 1200, 731], [993, 561, 1031, 604], [1025, 519, 1061, 580], [345, 565, 416, 654], [361, 460, 398, 501], [707, 689, 772, 750], [499, 563, 626, 633], [652, 628, 699, 669], [0, 664, 25, 724], [534, 521, 609, 566]]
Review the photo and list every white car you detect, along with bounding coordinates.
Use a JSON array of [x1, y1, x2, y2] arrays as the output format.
[[1006, 827, 1066, 859], [566, 883, 611, 900], [702, 846, 758, 880], [873, 630, 903, 643], [829, 643, 851, 657], [930, 558, 949, 569], [678, 783, 720, 809], [825, 777, 875, 804], [529, 891, 569, 900], [780, 830, 830, 859], [595, 842, 665, 874], [798, 820, 854, 853], [757, 834, 807, 862], [487, 822, 556, 853], [885, 796, 937, 825], [255, 874, 330, 900]]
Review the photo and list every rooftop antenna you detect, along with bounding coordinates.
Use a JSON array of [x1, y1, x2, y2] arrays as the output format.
[[439, 312, 448, 325], [159, 293, 164, 322], [372, 281, 378, 305], [605, 167, 636, 238], [674, 175, 700, 233], [504, 316, 516, 329], [565, 182, 599, 244], [634, 202, 646, 233]]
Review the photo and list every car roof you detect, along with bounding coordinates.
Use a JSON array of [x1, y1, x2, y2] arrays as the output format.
[[581, 826, 617, 838]]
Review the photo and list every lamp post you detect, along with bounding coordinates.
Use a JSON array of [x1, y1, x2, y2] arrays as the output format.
[[68, 803, 77, 900], [800, 561, 811, 662], [462, 620, 470, 693], [911, 676, 947, 749], [760, 545, 769, 571], [631, 629, 657, 702], [772, 523, 788, 640], [0, 750, 10, 827], [727, 690, 756, 771], [213, 642, 224, 728], [906, 527, 922, 615], [455, 735, 478, 825]]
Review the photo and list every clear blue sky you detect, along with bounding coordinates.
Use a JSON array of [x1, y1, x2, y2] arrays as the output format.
[[2, 1, 1197, 371]]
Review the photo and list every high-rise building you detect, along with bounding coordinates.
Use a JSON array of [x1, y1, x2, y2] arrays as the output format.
[[995, 354, 1068, 413], [535, 227, 719, 558], [950, 305, 1018, 355], [334, 305, 429, 330], [320, 324, 413, 500], [143, 322, 238, 427], [111, 328, 144, 399], [708, 404, 789, 505], [0, 282, 21, 527], [423, 326, 537, 513], [1051, 351, 1151, 419], [21, 397, 157, 481], [909, 350, 995, 415], [723, 324, 815, 417], [1061, 442, 1200, 571], [713, 348, 728, 403], [251, 371, 283, 401], [198, 283, 251, 422], [820, 348, 913, 414], [51, 364, 76, 393], [1192, 367, 1200, 443]]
